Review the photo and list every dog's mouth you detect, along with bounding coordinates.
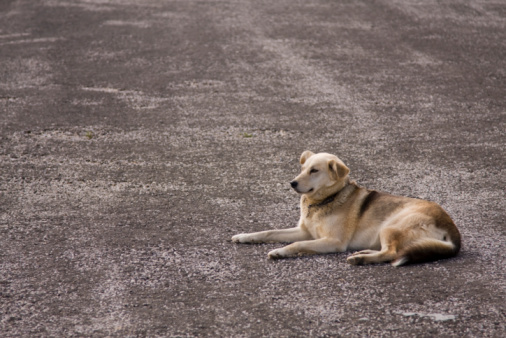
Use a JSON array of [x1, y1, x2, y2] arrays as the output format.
[[294, 187, 313, 194], [290, 181, 314, 194]]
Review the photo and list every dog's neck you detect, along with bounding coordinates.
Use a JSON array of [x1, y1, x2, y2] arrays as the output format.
[[304, 177, 354, 208]]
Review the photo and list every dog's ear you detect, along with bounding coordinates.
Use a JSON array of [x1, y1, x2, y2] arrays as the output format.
[[328, 159, 350, 181], [300, 151, 315, 165]]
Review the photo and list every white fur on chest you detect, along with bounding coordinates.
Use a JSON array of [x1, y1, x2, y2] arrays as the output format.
[[347, 226, 382, 251], [301, 214, 346, 240]]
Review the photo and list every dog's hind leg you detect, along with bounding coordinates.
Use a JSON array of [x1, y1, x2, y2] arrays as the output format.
[[346, 249, 397, 265], [349, 249, 379, 256], [347, 228, 402, 265]]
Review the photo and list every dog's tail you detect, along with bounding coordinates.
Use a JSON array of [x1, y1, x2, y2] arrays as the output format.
[[391, 237, 460, 267], [392, 205, 461, 267]]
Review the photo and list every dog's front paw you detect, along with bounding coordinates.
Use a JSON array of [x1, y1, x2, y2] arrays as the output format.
[[268, 248, 286, 259], [232, 233, 252, 243]]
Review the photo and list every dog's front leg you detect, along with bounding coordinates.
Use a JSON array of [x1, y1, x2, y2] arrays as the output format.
[[268, 238, 345, 259], [232, 227, 310, 244]]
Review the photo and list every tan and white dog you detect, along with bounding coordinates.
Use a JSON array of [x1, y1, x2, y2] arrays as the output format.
[[232, 151, 461, 266]]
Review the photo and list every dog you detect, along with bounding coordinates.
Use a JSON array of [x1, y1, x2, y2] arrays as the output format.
[[232, 151, 461, 266]]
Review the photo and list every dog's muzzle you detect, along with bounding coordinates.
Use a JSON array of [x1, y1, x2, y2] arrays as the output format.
[[290, 181, 313, 193]]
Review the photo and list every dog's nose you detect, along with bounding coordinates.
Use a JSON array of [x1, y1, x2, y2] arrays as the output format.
[[290, 181, 298, 188]]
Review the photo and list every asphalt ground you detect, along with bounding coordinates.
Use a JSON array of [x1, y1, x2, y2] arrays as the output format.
[[0, 0, 505, 336]]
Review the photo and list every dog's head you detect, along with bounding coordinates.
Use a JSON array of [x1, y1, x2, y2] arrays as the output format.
[[290, 151, 350, 197]]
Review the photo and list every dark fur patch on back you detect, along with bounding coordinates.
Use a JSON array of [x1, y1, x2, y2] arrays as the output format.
[[359, 190, 379, 217]]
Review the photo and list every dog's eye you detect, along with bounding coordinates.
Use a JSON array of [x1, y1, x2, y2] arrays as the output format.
[[310, 168, 318, 174]]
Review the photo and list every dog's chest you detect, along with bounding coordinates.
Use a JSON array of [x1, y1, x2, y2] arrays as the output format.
[[302, 212, 345, 239]]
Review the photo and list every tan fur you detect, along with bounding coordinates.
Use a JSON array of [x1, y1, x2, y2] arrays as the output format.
[[232, 151, 461, 266]]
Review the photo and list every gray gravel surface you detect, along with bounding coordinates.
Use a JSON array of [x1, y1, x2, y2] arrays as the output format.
[[1, 0, 505, 337]]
